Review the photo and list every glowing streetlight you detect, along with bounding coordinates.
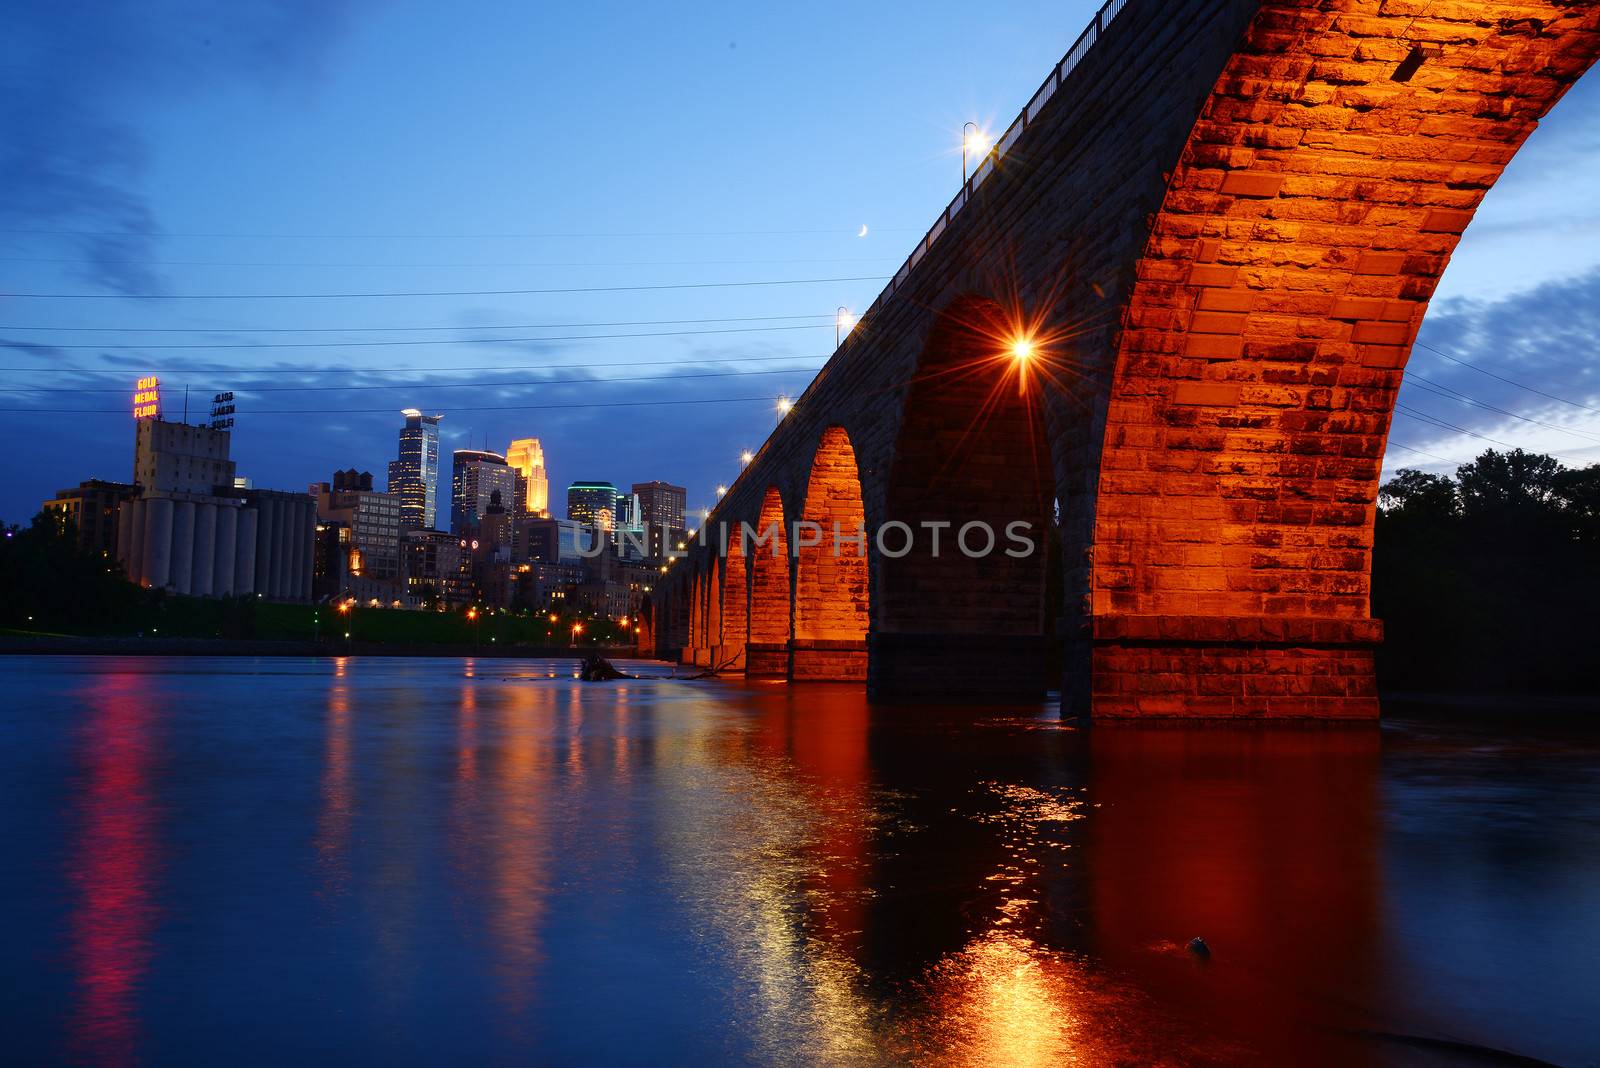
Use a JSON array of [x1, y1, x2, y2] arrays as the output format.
[[740, 450, 754, 465], [962, 122, 991, 185], [776, 395, 793, 417], [1010, 336, 1036, 361], [716, 485, 727, 498], [836, 307, 856, 347]]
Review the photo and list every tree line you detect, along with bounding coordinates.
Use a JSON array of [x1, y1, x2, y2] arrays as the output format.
[[1375, 449, 1600, 692]]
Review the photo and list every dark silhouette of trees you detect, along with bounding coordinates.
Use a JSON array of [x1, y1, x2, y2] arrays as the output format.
[[1375, 449, 1600, 692], [0, 510, 143, 631]]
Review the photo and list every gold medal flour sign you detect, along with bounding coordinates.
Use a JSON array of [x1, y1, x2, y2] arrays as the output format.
[[132, 376, 161, 419]]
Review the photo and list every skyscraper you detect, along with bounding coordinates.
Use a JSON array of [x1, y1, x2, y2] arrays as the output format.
[[388, 409, 442, 531], [506, 438, 549, 516], [632, 481, 686, 531], [452, 449, 517, 533], [567, 481, 620, 530]]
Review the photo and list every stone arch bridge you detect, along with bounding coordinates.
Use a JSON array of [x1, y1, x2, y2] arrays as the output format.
[[650, 0, 1600, 718]]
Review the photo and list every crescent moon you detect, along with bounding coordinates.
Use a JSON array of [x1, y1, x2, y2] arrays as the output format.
[[857, 224, 868, 238]]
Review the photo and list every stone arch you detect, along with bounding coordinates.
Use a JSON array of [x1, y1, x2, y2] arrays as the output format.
[[706, 554, 723, 662], [1086, 1, 1600, 718], [793, 425, 870, 681], [718, 528, 749, 672], [746, 486, 792, 678], [871, 295, 1056, 702]]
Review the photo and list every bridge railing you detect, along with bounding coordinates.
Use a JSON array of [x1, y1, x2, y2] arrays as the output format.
[[872, 0, 1132, 338]]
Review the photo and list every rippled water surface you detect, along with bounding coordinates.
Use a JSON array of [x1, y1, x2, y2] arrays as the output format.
[[2, 656, 1597, 1066]]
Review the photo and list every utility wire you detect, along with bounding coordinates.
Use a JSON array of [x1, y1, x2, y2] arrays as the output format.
[[0, 255, 897, 269], [0, 322, 830, 350], [1385, 440, 1468, 467], [1395, 404, 1596, 462], [0, 312, 831, 334], [0, 351, 833, 376], [0, 226, 906, 239], [1414, 340, 1600, 416], [0, 363, 826, 394], [0, 395, 788, 415], [1, 274, 888, 300], [1403, 371, 1600, 444]]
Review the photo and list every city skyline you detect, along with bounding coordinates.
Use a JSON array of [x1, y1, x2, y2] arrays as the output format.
[[5, 1, 1600, 527]]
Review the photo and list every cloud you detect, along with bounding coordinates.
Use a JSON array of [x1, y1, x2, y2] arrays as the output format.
[[0, 338, 67, 361], [0, 1, 366, 294], [1393, 266, 1600, 470]]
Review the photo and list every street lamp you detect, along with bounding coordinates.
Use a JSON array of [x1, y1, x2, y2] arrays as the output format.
[[467, 606, 480, 652], [962, 122, 991, 186], [716, 485, 727, 498], [836, 306, 856, 347], [776, 395, 793, 418], [740, 450, 754, 466]]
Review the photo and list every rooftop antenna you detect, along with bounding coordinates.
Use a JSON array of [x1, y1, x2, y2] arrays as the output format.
[[183, 386, 189, 424]]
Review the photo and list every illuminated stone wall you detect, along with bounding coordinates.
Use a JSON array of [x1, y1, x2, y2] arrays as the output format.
[[747, 487, 792, 678], [793, 427, 870, 681]]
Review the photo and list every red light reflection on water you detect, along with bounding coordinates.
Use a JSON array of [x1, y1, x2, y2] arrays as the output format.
[[66, 674, 160, 1067]]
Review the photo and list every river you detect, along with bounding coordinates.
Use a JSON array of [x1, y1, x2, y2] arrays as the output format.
[[1, 656, 1595, 1066]]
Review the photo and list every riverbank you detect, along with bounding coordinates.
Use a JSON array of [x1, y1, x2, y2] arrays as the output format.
[[0, 635, 639, 658]]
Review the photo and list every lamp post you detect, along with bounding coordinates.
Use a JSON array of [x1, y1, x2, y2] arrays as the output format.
[[962, 122, 990, 186], [836, 306, 854, 347], [467, 605, 479, 653]]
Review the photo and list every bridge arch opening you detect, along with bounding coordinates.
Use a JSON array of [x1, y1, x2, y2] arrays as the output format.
[[1085, 1, 1600, 718], [687, 568, 707, 667], [793, 425, 870, 681], [706, 556, 723, 664], [871, 294, 1056, 702], [746, 486, 792, 678], [718, 528, 748, 672]]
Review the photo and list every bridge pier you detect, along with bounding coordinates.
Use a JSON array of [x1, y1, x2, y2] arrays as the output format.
[[1069, 616, 1382, 720], [745, 641, 788, 679], [790, 639, 867, 682]]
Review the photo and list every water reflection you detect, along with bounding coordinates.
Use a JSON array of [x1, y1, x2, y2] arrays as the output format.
[[10, 659, 1594, 1065], [1083, 727, 1383, 1064], [66, 673, 161, 1067]]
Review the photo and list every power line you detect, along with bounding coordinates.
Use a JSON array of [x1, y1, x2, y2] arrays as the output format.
[[0, 350, 833, 376], [0, 395, 787, 415], [1395, 404, 1596, 462], [0, 363, 826, 394], [1403, 371, 1600, 445], [1, 274, 888, 300], [0, 322, 831, 350], [0, 226, 904, 239], [0, 255, 898, 270], [1414, 340, 1600, 416], [1385, 440, 1467, 467], [1396, 405, 1522, 450], [0, 312, 832, 334]]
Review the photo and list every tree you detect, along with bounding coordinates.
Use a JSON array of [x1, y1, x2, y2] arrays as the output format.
[[1373, 450, 1600, 693], [0, 511, 143, 631]]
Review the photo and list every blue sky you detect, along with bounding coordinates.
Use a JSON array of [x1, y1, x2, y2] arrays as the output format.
[[3, 0, 1598, 524]]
